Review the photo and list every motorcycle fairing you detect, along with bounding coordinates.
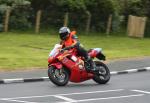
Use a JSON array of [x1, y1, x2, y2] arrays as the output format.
[[88, 48, 106, 60], [60, 56, 94, 82], [88, 48, 102, 57], [50, 62, 63, 69]]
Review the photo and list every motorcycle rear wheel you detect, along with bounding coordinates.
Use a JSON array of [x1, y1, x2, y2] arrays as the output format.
[[93, 61, 110, 84], [48, 66, 69, 86]]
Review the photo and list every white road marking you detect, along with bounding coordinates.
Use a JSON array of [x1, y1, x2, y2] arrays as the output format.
[[58, 94, 144, 103], [0, 89, 146, 103], [1, 98, 38, 103], [41, 77, 49, 79], [132, 89, 150, 94], [110, 67, 150, 75], [125, 69, 138, 73], [59, 89, 124, 96], [3, 78, 24, 83], [54, 95, 76, 102], [2, 89, 123, 100], [145, 67, 150, 70], [110, 71, 118, 75]]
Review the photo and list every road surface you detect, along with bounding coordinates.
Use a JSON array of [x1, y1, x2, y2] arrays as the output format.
[[0, 57, 150, 103]]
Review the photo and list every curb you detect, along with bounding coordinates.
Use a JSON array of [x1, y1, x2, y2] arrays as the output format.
[[0, 67, 150, 84], [0, 77, 49, 84], [110, 67, 150, 75]]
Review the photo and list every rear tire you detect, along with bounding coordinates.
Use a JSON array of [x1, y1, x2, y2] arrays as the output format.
[[48, 66, 69, 86], [93, 61, 110, 84]]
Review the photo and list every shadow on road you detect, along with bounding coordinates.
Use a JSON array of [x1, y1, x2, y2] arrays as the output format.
[[50, 82, 110, 88]]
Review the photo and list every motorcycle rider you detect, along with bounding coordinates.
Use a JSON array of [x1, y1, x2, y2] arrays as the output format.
[[59, 27, 97, 72]]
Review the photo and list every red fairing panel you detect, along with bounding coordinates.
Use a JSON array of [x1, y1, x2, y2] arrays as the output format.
[[60, 57, 94, 82], [48, 56, 54, 63], [50, 62, 63, 69]]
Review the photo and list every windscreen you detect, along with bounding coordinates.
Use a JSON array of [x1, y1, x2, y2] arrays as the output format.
[[49, 44, 62, 57]]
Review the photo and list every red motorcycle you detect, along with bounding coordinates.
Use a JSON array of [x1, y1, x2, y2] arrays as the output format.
[[48, 44, 110, 86]]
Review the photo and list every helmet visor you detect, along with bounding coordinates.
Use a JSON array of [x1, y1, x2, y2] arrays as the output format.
[[60, 32, 69, 40]]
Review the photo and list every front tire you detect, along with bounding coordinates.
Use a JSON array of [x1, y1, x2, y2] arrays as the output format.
[[93, 61, 110, 84], [48, 66, 69, 86]]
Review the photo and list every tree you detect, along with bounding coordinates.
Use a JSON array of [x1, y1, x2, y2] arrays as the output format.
[[0, 0, 31, 30], [0, 0, 124, 32]]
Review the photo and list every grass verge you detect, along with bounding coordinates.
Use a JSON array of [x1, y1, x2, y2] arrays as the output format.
[[0, 32, 150, 71]]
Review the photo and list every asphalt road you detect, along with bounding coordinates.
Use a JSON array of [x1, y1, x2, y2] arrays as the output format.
[[0, 57, 150, 103], [0, 72, 150, 103]]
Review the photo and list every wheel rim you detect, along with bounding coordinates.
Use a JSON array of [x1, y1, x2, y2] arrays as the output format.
[[98, 66, 107, 75], [52, 69, 66, 83], [96, 65, 108, 80]]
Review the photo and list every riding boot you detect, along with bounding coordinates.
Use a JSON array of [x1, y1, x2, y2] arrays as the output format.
[[85, 56, 97, 72]]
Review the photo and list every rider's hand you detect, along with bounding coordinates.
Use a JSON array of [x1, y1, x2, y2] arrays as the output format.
[[60, 46, 74, 53], [60, 49, 65, 53], [60, 47, 68, 52]]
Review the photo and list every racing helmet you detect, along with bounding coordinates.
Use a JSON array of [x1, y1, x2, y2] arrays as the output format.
[[59, 27, 70, 40]]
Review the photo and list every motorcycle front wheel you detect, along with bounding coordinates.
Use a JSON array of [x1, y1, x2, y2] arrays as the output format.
[[48, 66, 69, 86], [93, 61, 110, 84]]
